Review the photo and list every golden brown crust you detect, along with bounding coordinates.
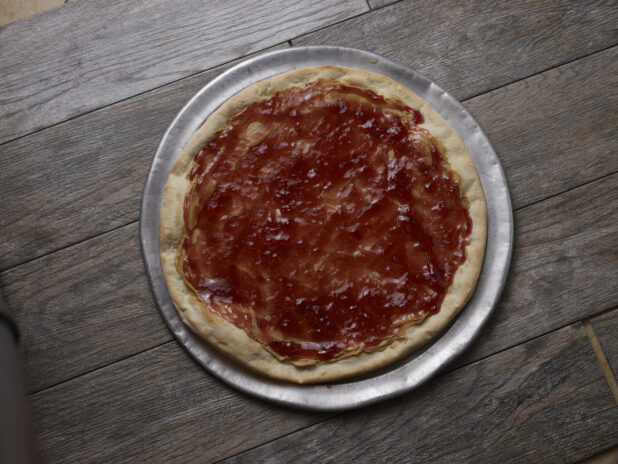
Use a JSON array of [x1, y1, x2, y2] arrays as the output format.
[[159, 66, 487, 383]]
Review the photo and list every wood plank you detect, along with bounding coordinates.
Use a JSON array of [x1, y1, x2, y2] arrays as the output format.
[[293, 0, 618, 102], [464, 46, 618, 209], [29, 341, 327, 464], [221, 324, 618, 463], [227, 325, 618, 462], [0, 0, 367, 144], [456, 173, 618, 367], [591, 310, 618, 378], [2, 47, 616, 272], [0, 223, 169, 393], [0, 44, 288, 272], [5, 172, 616, 400]]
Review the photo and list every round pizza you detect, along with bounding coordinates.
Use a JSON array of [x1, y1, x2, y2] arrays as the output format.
[[159, 66, 487, 383]]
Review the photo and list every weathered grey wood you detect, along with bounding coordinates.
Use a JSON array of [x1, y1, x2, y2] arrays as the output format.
[[27, 323, 617, 463], [591, 309, 618, 378], [456, 173, 618, 368], [29, 341, 327, 464], [223, 324, 618, 463], [6, 172, 616, 401], [0, 0, 367, 144], [464, 46, 618, 209], [2, 47, 616, 272], [0, 223, 169, 393], [2, 1, 614, 461], [293, 0, 618, 102], [0, 45, 288, 272]]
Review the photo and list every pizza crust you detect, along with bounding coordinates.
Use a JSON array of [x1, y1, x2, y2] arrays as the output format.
[[160, 66, 487, 383]]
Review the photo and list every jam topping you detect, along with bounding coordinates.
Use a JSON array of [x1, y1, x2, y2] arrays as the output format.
[[182, 81, 472, 362]]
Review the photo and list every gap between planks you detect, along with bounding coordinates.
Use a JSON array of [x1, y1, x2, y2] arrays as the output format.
[[28, 339, 176, 399], [1, 25, 615, 151], [211, 411, 345, 464], [1, 30, 615, 272], [22, 169, 618, 398], [0, 1, 371, 146], [3, 39, 616, 400], [453, 43, 618, 103], [4, 165, 616, 277], [0, 41, 290, 149], [205, 320, 617, 463], [1, 41, 616, 274], [12, 166, 618, 396], [505, 170, 617, 213], [583, 319, 618, 406], [367, 0, 405, 12], [26, 289, 618, 401]]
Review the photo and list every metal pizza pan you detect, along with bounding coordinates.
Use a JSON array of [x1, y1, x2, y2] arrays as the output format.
[[139, 46, 513, 411]]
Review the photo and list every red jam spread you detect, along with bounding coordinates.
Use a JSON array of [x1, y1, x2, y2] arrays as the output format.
[[182, 81, 472, 361]]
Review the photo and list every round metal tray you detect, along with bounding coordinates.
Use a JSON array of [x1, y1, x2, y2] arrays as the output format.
[[140, 46, 513, 411]]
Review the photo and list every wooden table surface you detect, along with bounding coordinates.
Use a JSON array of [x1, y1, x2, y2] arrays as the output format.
[[1, 1, 617, 462]]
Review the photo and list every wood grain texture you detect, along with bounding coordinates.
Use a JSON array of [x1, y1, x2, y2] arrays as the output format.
[[2, 47, 616, 272], [456, 173, 618, 368], [220, 324, 618, 463], [0, 45, 288, 272], [2, 1, 615, 461], [0, 223, 169, 393], [29, 341, 327, 464], [464, 46, 618, 209], [294, 0, 618, 102], [591, 310, 618, 378], [0, 0, 367, 144], [6, 172, 616, 400]]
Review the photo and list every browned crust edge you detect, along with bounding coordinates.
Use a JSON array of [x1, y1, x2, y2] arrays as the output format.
[[159, 66, 487, 383]]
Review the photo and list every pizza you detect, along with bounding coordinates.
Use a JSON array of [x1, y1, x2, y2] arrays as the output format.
[[159, 66, 487, 383]]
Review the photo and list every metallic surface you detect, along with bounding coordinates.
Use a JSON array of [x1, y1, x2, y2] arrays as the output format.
[[140, 46, 513, 411]]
